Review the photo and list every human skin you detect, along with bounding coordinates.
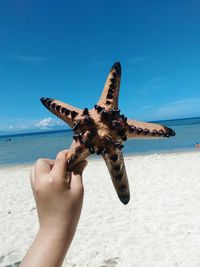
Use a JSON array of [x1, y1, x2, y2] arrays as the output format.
[[20, 150, 87, 267]]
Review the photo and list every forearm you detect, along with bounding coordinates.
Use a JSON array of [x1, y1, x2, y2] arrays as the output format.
[[20, 226, 74, 267]]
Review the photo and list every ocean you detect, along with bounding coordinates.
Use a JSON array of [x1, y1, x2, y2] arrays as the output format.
[[0, 117, 200, 166]]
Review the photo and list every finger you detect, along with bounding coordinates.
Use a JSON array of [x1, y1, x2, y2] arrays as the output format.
[[43, 159, 54, 168], [34, 158, 54, 175], [31, 158, 54, 186], [70, 160, 88, 187], [51, 150, 68, 179]]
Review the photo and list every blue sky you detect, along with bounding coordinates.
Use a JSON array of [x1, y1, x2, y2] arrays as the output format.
[[1, 0, 200, 134]]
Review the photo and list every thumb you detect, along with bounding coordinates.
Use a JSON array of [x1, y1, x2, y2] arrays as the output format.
[[51, 150, 68, 179], [72, 160, 88, 176], [70, 160, 88, 188]]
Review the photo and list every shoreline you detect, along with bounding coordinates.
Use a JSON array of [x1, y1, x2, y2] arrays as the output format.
[[1, 151, 200, 266], [0, 149, 198, 169]]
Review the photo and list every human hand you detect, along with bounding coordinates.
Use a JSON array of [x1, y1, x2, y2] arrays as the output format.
[[30, 150, 87, 236], [20, 150, 87, 267]]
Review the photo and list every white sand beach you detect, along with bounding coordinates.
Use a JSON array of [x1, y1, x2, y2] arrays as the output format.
[[0, 151, 200, 267]]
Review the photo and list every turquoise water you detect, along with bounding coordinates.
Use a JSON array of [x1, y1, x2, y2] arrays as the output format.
[[0, 117, 200, 165]]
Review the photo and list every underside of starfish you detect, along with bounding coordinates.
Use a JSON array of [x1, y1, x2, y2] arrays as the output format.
[[40, 62, 175, 205]]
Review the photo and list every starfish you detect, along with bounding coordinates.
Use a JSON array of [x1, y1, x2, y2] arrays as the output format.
[[40, 62, 175, 205]]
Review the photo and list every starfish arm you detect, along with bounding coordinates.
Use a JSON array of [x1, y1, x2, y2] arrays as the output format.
[[64, 140, 91, 171], [97, 62, 121, 110], [102, 150, 130, 205], [126, 119, 176, 139], [40, 97, 82, 128]]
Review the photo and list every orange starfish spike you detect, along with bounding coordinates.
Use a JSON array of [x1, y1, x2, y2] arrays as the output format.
[[40, 62, 175, 204]]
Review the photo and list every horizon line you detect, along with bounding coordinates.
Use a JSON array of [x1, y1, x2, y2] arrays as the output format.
[[0, 116, 200, 138]]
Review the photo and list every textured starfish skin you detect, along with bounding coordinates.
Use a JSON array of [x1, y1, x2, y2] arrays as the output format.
[[40, 62, 175, 204]]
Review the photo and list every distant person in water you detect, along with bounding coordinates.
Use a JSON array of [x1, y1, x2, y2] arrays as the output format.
[[195, 143, 200, 149], [20, 150, 87, 267]]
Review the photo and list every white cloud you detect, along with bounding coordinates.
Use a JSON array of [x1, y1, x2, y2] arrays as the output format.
[[0, 117, 66, 134], [153, 97, 200, 120], [35, 117, 64, 129], [139, 97, 200, 121], [9, 54, 47, 62], [137, 76, 163, 95], [90, 61, 108, 67], [128, 56, 151, 65]]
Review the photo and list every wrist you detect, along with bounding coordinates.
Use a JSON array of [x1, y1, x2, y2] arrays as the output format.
[[38, 220, 77, 246], [39, 224, 68, 240], [20, 224, 72, 267], [38, 213, 80, 238]]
